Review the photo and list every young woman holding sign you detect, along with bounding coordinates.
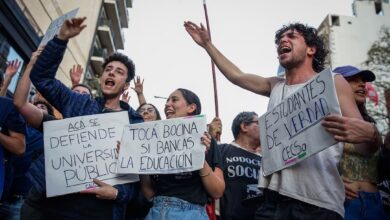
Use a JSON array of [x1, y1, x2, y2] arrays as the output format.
[[143, 88, 225, 220]]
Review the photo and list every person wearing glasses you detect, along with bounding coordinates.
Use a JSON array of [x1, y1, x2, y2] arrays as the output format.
[[218, 111, 262, 220], [136, 103, 162, 122]]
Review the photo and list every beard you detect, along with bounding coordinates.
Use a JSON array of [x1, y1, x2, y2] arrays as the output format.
[[279, 51, 306, 70]]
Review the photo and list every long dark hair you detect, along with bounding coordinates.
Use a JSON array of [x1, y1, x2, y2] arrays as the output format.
[[136, 103, 162, 120], [177, 88, 201, 116], [358, 103, 375, 123]]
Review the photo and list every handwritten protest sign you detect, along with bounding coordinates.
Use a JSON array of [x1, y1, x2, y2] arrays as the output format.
[[40, 8, 79, 46], [43, 111, 138, 197], [259, 69, 341, 176], [117, 115, 207, 174]]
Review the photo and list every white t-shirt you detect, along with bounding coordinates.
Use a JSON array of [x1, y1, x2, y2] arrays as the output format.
[[258, 79, 345, 217]]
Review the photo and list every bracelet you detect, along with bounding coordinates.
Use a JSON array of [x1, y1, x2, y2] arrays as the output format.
[[113, 188, 118, 200], [199, 170, 211, 177]]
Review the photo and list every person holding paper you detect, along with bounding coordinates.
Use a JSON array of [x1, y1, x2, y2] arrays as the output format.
[[28, 17, 143, 220], [143, 88, 225, 220], [218, 111, 262, 220], [185, 21, 378, 219], [328, 66, 386, 220]]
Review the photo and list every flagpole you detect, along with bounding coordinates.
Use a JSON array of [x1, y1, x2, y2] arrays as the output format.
[[203, 0, 219, 118]]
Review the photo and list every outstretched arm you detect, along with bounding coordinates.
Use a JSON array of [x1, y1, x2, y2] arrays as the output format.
[[0, 59, 21, 96], [14, 46, 46, 129], [30, 17, 89, 115], [184, 21, 281, 97]]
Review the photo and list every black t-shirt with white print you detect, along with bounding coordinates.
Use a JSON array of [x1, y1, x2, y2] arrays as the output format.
[[219, 143, 262, 220], [151, 138, 222, 205]]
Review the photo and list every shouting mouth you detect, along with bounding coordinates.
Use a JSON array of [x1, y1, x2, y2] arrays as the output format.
[[278, 46, 292, 56], [105, 78, 115, 88]]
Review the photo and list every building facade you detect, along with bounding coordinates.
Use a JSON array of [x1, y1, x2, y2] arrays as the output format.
[[0, 0, 40, 95], [318, 0, 390, 69], [1, 0, 132, 96]]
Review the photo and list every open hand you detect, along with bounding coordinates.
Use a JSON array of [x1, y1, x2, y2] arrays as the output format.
[[322, 114, 375, 143], [131, 76, 144, 95], [343, 178, 358, 200], [69, 64, 84, 86], [184, 21, 210, 48], [58, 17, 87, 40], [5, 59, 21, 77], [121, 90, 130, 103]]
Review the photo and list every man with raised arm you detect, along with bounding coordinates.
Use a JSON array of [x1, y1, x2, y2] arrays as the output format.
[[29, 17, 143, 220], [185, 21, 379, 219]]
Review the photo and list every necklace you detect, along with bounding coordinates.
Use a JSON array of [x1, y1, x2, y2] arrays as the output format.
[[282, 83, 286, 100]]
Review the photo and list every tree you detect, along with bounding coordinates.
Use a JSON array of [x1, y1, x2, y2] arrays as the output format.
[[364, 26, 390, 136]]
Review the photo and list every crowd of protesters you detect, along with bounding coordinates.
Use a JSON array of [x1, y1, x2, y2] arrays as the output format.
[[0, 15, 389, 220]]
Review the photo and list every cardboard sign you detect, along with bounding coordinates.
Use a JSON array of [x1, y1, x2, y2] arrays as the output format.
[[259, 69, 341, 176], [117, 115, 207, 174], [40, 8, 79, 46], [43, 111, 138, 197]]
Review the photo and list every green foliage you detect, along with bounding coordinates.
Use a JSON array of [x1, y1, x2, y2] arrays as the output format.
[[364, 26, 390, 136]]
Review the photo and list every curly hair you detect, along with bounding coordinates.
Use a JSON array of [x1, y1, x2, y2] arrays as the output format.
[[275, 23, 328, 72], [102, 53, 135, 82]]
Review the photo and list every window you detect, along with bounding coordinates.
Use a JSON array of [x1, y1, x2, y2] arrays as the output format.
[[331, 16, 340, 26], [0, 31, 25, 94], [375, 2, 384, 15]]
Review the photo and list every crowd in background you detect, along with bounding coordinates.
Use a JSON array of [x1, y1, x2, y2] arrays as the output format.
[[0, 16, 389, 220]]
